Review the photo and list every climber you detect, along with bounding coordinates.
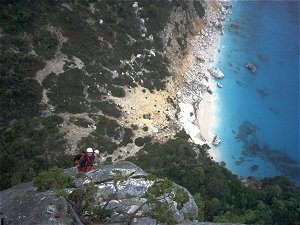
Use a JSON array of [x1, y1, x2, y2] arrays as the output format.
[[91, 149, 100, 170], [78, 147, 95, 172], [94, 149, 99, 159], [74, 150, 85, 167]]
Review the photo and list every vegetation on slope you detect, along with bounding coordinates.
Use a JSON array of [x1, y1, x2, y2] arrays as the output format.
[[0, 0, 185, 190]]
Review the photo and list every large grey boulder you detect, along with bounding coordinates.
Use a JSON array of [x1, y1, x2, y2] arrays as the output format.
[[72, 161, 199, 224], [0, 182, 74, 225], [0, 161, 199, 225]]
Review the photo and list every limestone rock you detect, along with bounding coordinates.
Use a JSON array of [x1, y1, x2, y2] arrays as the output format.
[[0, 182, 74, 225], [1, 161, 199, 225], [212, 135, 221, 146], [73, 161, 198, 224]]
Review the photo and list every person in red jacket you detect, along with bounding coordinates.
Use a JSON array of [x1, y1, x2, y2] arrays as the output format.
[[78, 148, 95, 172], [74, 151, 85, 169]]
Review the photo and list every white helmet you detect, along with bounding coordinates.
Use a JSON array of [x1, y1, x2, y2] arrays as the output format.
[[94, 149, 99, 155], [86, 147, 93, 153]]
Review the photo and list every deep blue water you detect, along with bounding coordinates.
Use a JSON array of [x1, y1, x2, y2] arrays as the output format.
[[215, 0, 299, 185]]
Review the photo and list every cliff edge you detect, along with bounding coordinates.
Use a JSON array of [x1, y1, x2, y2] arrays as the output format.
[[0, 161, 199, 225]]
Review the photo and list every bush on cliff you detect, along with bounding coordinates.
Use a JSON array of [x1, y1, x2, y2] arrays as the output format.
[[33, 166, 73, 191]]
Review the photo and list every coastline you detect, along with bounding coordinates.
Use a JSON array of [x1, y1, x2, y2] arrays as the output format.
[[210, 1, 300, 184], [178, 0, 230, 160]]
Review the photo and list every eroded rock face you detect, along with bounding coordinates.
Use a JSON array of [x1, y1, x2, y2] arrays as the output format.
[[0, 161, 198, 225]]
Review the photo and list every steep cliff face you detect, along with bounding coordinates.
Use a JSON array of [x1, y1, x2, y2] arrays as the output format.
[[0, 161, 199, 225]]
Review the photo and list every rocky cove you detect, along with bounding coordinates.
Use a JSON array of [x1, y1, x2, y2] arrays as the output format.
[[172, 0, 230, 157]]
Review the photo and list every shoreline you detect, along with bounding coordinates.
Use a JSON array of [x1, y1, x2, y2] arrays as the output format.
[[178, 0, 230, 160]]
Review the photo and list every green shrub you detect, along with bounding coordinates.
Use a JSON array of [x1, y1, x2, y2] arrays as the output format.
[[47, 69, 89, 114], [144, 136, 152, 143], [135, 137, 145, 147], [94, 116, 119, 136], [120, 128, 133, 146], [42, 115, 64, 129], [33, 166, 73, 191], [173, 187, 189, 210], [77, 115, 122, 154], [56, 188, 69, 197], [104, 157, 112, 165], [131, 124, 138, 130], [68, 182, 113, 222], [42, 72, 57, 89], [68, 183, 98, 213], [93, 101, 122, 118], [112, 75, 136, 87], [0, 35, 30, 53], [109, 86, 125, 97], [0, 79, 43, 121], [0, 1, 39, 33], [148, 179, 173, 198], [0, 52, 45, 79], [70, 117, 92, 128], [33, 29, 58, 59]]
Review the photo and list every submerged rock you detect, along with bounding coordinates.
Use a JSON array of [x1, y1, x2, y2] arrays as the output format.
[[250, 164, 259, 172], [237, 121, 300, 183], [258, 53, 269, 61], [212, 135, 221, 146], [245, 63, 256, 73], [258, 89, 269, 98], [217, 82, 223, 88]]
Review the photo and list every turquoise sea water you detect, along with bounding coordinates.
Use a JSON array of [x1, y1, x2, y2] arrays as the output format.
[[215, 0, 299, 184]]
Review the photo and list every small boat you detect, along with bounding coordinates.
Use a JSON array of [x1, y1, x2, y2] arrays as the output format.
[[245, 63, 256, 73], [212, 135, 221, 146]]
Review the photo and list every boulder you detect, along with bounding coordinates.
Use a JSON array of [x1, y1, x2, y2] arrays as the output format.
[[0, 182, 74, 225], [73, 161, 198, 224], [245, 63, 256, 73], [212, 135, 221, 146]]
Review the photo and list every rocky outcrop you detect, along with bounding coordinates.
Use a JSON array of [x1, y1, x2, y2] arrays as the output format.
[[0, 161, 199, 225], [208, 67, 225, 79], [245, 63, 256, 73], [0, 182, 73, 225], [0, 162, 248, 225], [71, 161, 198, 224], [212, 135, 221, 146]]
